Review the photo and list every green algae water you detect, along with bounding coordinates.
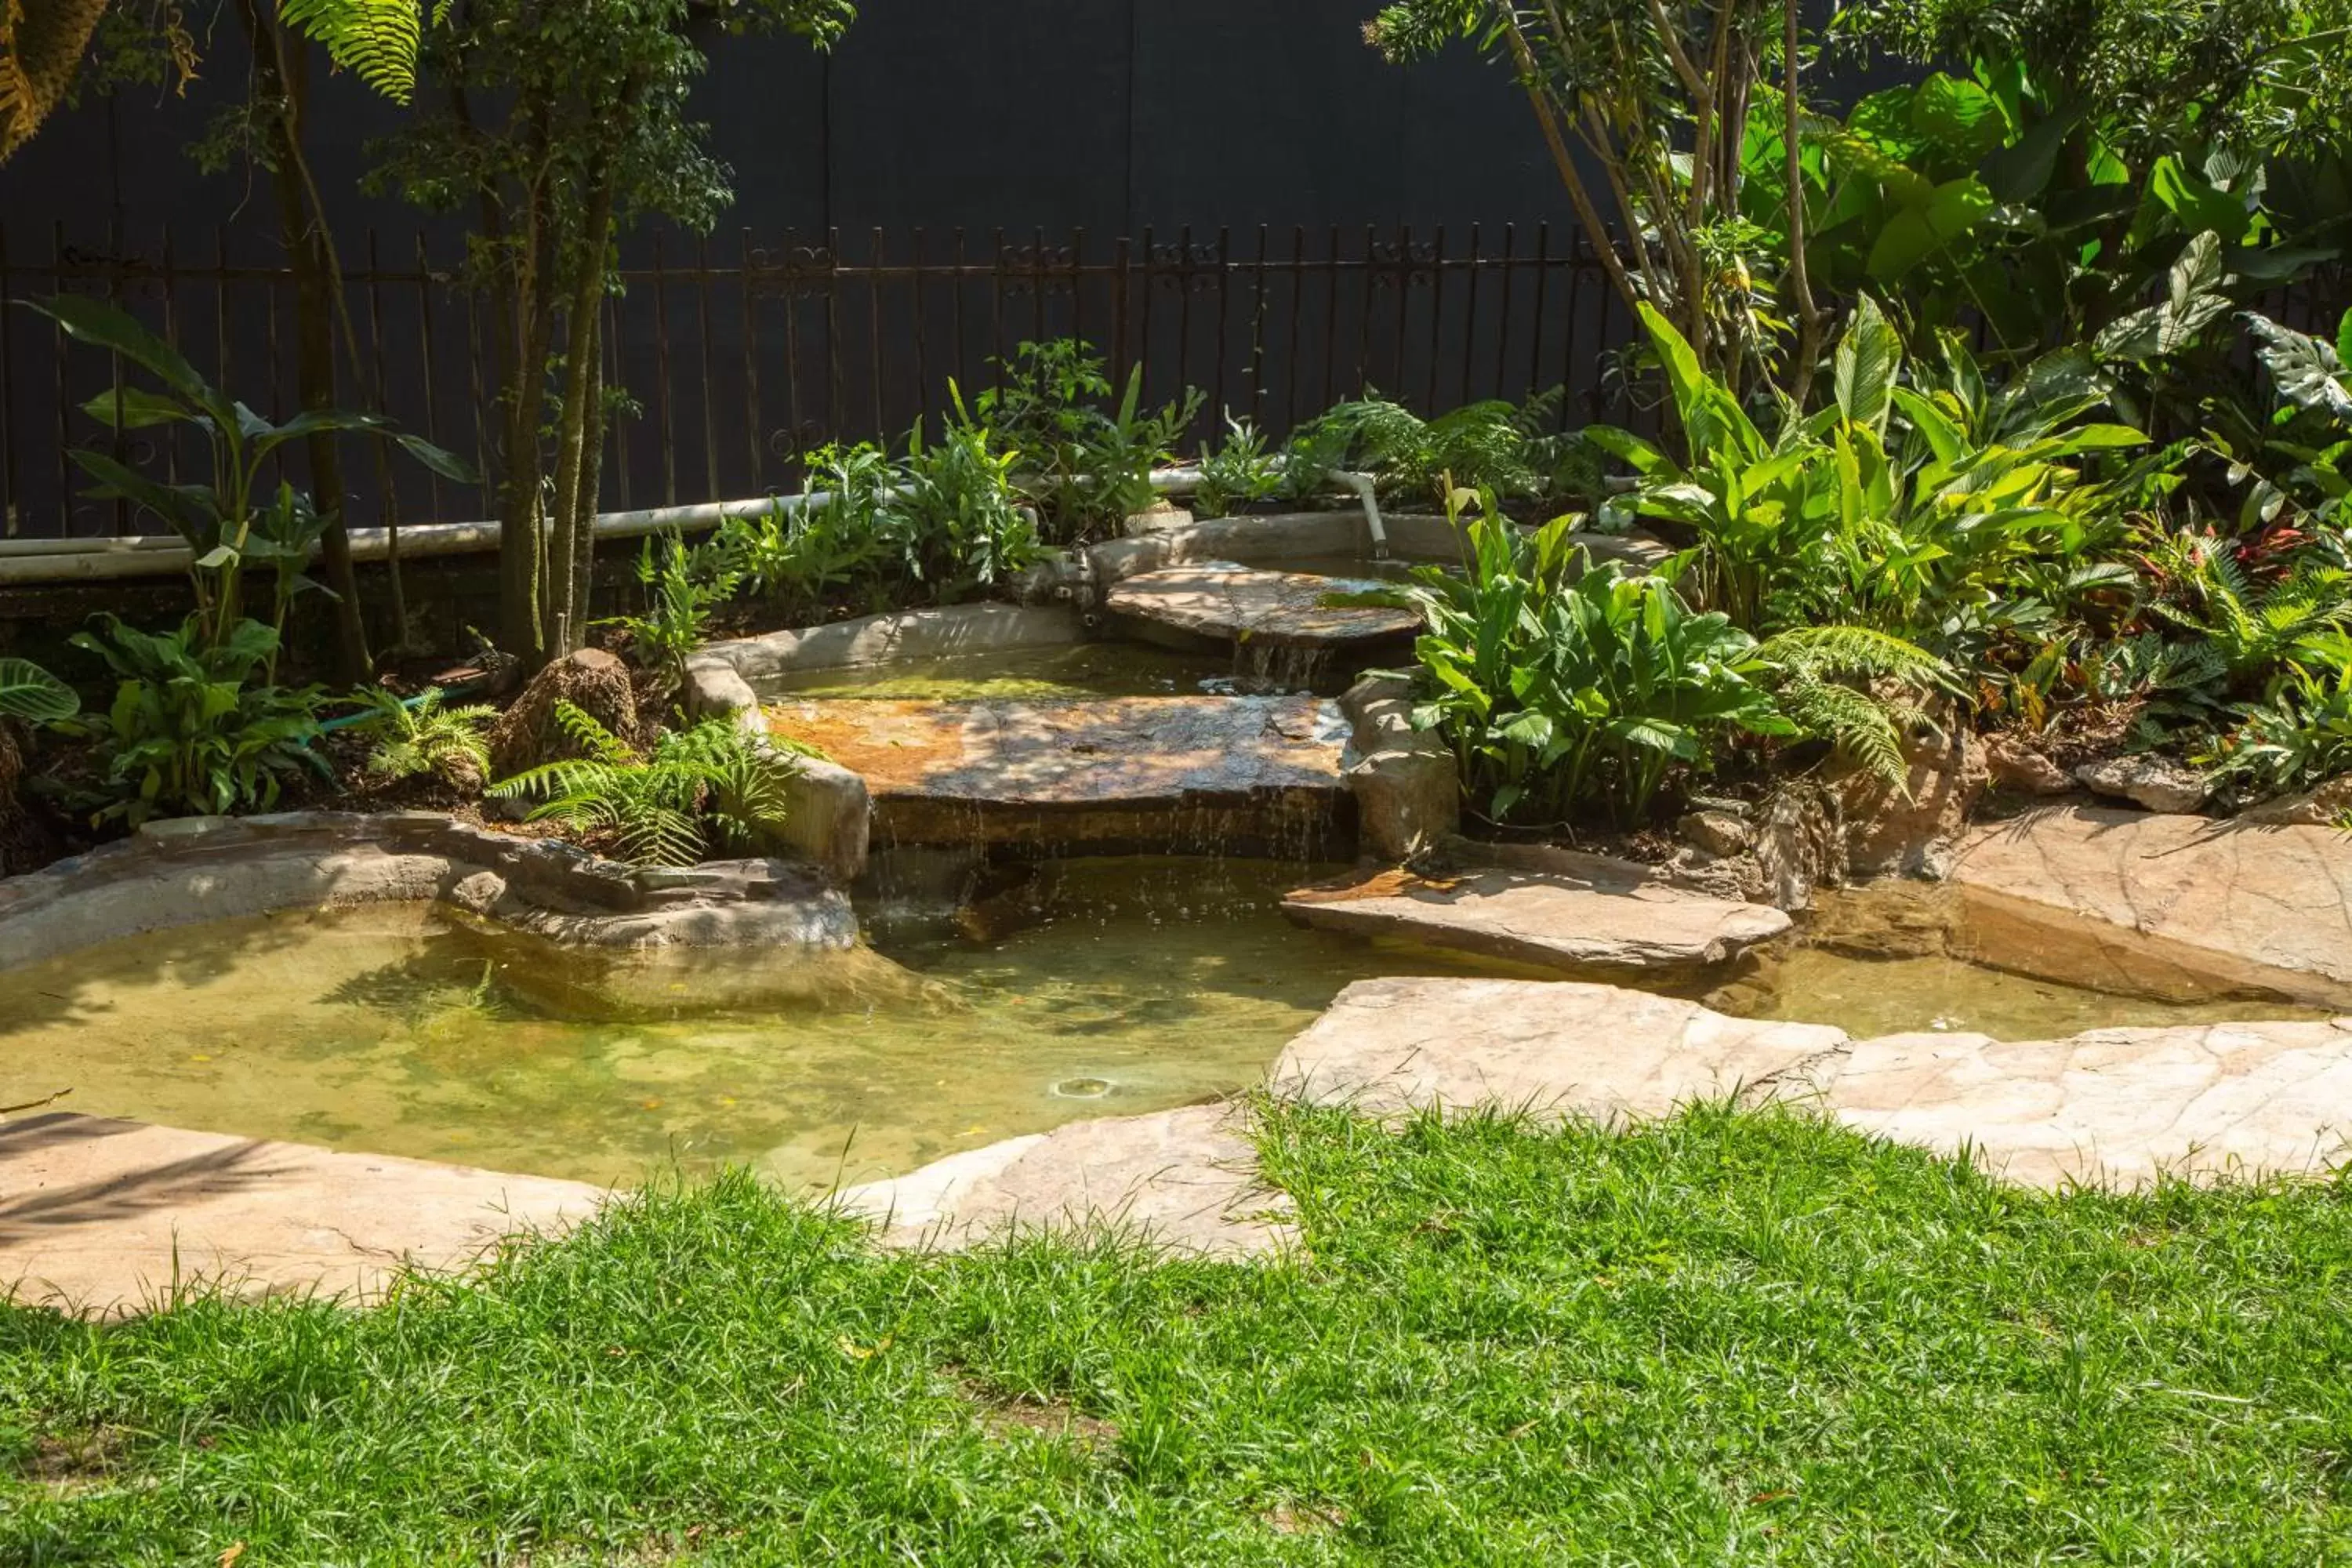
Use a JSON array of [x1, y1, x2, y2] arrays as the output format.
[[0, 860, 1505, 1192], [0, 862, 2313, 1191], [767, 643, 1229, 701]]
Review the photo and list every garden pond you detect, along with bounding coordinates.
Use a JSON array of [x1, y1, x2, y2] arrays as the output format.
[[0, 856, 2310, 1191]]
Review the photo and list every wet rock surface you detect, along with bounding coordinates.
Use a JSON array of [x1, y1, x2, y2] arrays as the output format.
[[0, 1113, 601, 1316], [1104, 561, 1420, 652], [0, 812, 858, 974], [1948, 805, 2352, 1006], [766, 695, 1354, 853], [1338, 675, 1459, 861], [840, 1102, 1293, 1258], [1282, 862, 1791, 973]]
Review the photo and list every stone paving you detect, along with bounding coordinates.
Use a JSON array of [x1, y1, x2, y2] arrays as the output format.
[[1103, 561, 1419, 652], [765, 695, 1354, 851]]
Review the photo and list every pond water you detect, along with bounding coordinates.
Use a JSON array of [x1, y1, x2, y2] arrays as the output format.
[[0, 861, 2309, 1191], [766, 642, 1233, 701]]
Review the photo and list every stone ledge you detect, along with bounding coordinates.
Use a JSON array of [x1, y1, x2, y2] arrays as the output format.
[[0, 811, 856, 974], [0, 1112, 603, 1317]]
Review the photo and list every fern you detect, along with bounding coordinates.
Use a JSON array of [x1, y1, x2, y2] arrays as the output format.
[[1752, 625, 1953, 786], [278, 0, 441, 104], [487, 702, 798, 867], [352, 685, 495, 789]]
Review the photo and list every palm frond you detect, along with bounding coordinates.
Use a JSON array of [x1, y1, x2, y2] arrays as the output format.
[[278, 0, 425, 103]]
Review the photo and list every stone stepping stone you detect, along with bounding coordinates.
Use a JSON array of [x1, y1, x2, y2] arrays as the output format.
[[1104, 561, 1420, 653], [1272, 976, 2352, 1190], [1828, 1019, 2352, 1189], [1272, 978, 1847, 1123], [767, 695, 1353, 852], [1281, 861, 1791, 973], [838, 1102, 1294, 1258], [1949, 805, 2352, 1007], [0, 1113, 601, 1316]]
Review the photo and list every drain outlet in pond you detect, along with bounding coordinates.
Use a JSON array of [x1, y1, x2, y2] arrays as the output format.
[[1052, 1076, 1115, 1100]]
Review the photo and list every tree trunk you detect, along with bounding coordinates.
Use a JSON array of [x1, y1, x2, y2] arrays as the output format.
[[499, 181, 559, 664], [572, 307, 606, 641], [546, 168, 619, 657], [237, 0, 370, 678]]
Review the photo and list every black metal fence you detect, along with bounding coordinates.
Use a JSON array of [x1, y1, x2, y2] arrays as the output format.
[[0, 223, 1629, 541]]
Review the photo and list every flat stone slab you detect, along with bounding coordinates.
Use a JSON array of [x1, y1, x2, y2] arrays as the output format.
[[1104, 561, 1419, 651], [1950, 807, 2352, 1006], [838, 1103, 1294, 1258], [1269, 977, 2352, 1190], [1283, 863, 1791, 972], [767, 695, 1353, 851], [1831, 1020, 2352, 1189], [1272, 978, 1849, 1123], [0, 1113, 602, 1316]]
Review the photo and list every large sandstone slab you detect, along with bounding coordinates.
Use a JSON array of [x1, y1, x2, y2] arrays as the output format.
[[1950, 807, 2352, 1006], [0, 1114, 601, 1316], [766, 695, 1353, 852], [1828, 1020, 2352, 1189], [1104, 562, 1419, 652], [1271, 978, 1848, 1122], [1282, 862, 1790, 972], [838, 1103, 1293, 1258]]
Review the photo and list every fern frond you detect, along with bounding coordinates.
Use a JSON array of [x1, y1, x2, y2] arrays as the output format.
[[1755, 624, 1953, 689], [1777, 680, 1909, 785], [278, 0, 424, 104], [550, 700, 639, 766]]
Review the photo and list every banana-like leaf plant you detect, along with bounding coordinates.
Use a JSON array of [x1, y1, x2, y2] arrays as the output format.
[[24, 294, 473, 651]]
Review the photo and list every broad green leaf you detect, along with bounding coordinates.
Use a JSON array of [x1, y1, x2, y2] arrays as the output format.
[[1979, 110, 2076, 203], [2148, 157, 2249, 245], [396, 433, 481, 484], [78, 386, 200, 430], [21, 296, 217, 412], [0, 659, 79, 723], [1834, 295, 1904, 430]]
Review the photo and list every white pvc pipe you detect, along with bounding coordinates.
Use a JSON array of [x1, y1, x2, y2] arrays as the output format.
[[1338, 471, 1389, 557], [0, 492, 830, 586]]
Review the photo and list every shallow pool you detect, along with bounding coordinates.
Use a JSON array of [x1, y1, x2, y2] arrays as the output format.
[[0, 862, 2312, 1191]]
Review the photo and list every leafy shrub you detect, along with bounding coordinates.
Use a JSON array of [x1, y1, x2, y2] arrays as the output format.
[[1283, 390, 1576, 507], [605, 529, 742, 687], [887, 418, 1042, 599], [350, 687, 498, 792], [60, 615, 328, 826], [1592, 299, 2145, 666], [970, 339, 1202, 539], [715, 425, 1041, 619], [487, 702, 798, 867], [1193, 412, 1286, 518], [2209, 631, 2352, 800], [1345, 489, 1946, 825]]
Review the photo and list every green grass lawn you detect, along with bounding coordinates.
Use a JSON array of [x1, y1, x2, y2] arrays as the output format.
[[5, 1102, 2351, 1565]]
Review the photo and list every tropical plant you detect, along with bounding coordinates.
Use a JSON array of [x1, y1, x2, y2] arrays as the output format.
[[1194, 413, 1286, 518], [886, 416, 1042, 601], [2237, 307, 2352, 532], [26, 295, 470, 655], [2207, 632, 2352, 799], [967, 339, 1203, 539], [60, 615, 328, 826], [2141, 531, 2352, 683], [0, 659, 80, 724], [1591, 299, 2147, 662], [487, 702, 798, 867], [349, 686, 497, 792], [604, 530, 742, 689], [1340, 488, 1946, 825], [1283, 390, 1575, 507]]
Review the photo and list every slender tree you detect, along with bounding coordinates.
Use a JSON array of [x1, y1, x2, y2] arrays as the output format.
[[374, 0, 854, 665]]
